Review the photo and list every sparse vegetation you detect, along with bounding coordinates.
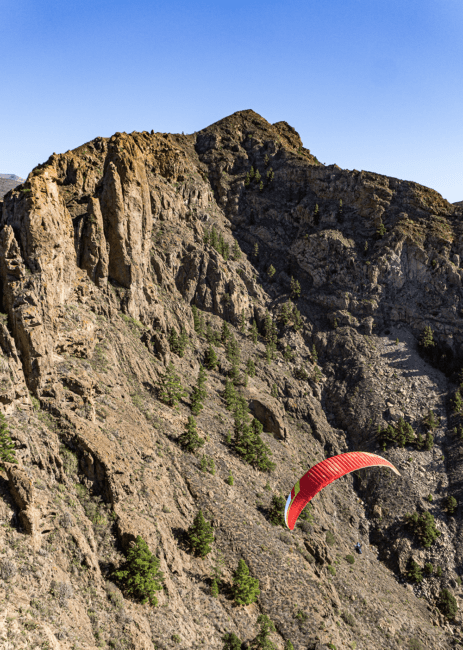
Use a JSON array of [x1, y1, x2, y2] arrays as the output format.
[[406, 510, 441, 548], [0, 413, 17, 467]]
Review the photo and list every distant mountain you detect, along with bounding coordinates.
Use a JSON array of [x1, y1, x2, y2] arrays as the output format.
[[0, 173, 25, 199]]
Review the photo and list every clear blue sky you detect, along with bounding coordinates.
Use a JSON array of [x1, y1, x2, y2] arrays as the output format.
[[1, 0, 462, 202]]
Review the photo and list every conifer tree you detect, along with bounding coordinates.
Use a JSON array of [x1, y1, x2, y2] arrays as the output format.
[[178, 415, 205, 454], [224, 379, 237, 411], [168, 328, 179, 354], [254, 243, 259, 258], [226, 334, 240, 365], [211, 578, 219, 597], [311, 344, 318, 363], [420, 325, 435, 348], [191, 365, 207, 416], [158, 362, 187, 407], [292, 307, 302, 332], [267, 265, 276, 280], [192, 305, 204, 336], [250, 320, 258, 344], [246, 358, 256, 377], [244, 173, 251, 187], [187, 510, 215, 557], [204, 344, 218, 371], [178, 326, 188, 357], [232, 559, 260, 605], [222, 632, 242, 650], [232, 239, 242, 261], [210, 226, 219, 250], [284, 641, 294, 650], [221, 321, 231, 345], [249, 614, 277, 650], [206, 323, 220, 345], [112, 536, 164, 605], [259, 181, 264, 191], [249, 166, 255, 179], [280, 300, 293, 325], [0, 413, 16, 468], [290, 276, 301, 300], [255, 169, 261, 183], [264, 154, 269, 167], [313, 204, 320, 226], [271, 384, 278, 398]]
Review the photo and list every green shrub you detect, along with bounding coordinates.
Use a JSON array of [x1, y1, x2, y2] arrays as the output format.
[[112, 536, 164, 605], [325, 531, 336, 546], [345, 555, 355, 565], [232, 559, 260, 605], [445, 495, 457, 515], [407, 559, 423, 583], [424, 563, 433, 575], [226, 471, 234, 486], [341, 611, 355, 626], [435, 566, 443, 577], [420, 325, 435, 348], [204, 344, 218, 371], [246, 358, 256, 377], [408, 639, 423, 650], [178, 416, 204, 454], [327, 565, 336, 576], [186, 510, 214, 557], [249, 614, 276, 650], [191, 365, 207, 415], [157, 362, 187, 406], [0, 413, 16, 468], [406, 511, 441, 548], [437, 588, 457, 619], [222, 632, 242, 650], [268, 495, 286, 526]]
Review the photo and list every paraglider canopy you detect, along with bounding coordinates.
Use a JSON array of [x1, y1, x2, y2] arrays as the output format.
[[285, 451, 400, 530]]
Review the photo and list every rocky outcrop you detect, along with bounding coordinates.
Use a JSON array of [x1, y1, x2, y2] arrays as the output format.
[[0, 110, 462, 649]]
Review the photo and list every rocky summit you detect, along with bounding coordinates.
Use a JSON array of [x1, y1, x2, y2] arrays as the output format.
[[1, 109, 463, 650]]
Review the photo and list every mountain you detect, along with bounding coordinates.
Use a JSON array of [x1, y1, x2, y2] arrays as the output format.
[[0, 109, 462, 649], [0, 173, 26, 198]]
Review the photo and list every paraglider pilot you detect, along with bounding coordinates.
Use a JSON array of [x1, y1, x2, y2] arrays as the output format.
[[355, 542, 362, 555]]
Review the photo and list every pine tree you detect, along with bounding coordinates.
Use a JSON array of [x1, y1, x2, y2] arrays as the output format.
[[259, 181, 264, 191], [269, 494, 286, 526], [112, 536, 164, 605], [232, 240, 242, 261], [244, 173, 250, 187], [224, 379, 237, 411], [255, 169, 261, 183], [204, 344, 218, 371], [267, 265, 276, 279], [249, 614, 277, 650], [210, 226, 219, 249], [421, 325, 435, 348], [192, 305, 205, 337], [284, 641, 294, 650], [232, 559, 260, 605], [0, 413, 16, 468], [221, 320, 231, 345], [313, 204, 320, 226], [264, 154, 269, 167], [311, 344, 318, 363], [246, 358, 256, 377], [222, 632, 242, 650], [290, 276, 301, 300], [178, 415, 204, 454], [249, 166, 255, 179], [250, 320, 258, 344], [292, 306, 302, 331], [168, 328, 179, 354], [226, 470, 234, 485], [280, 300, 293, 325], [254, 243, 259, 258], [191, 365, 207, 415], [206, 323, 220, 345], [187, 510, 215, 557], [158, 362, 187, 407], [178, 327, 188, 357], [271, 384, 278, 398], [211, 578, 219, 597]]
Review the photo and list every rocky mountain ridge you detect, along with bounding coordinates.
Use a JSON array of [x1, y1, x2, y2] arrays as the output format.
[[0, 109, 463, 649]]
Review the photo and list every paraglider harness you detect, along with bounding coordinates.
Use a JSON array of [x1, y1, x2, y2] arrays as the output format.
[[355, 542, 362, 555]]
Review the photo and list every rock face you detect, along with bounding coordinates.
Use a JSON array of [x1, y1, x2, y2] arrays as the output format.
[[0, 110, 462, 649]]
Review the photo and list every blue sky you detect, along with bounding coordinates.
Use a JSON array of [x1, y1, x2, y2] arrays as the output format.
[[1, 0, 462, 202]]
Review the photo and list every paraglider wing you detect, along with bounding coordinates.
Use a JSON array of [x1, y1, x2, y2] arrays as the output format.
[[284, 452, 400, 530]]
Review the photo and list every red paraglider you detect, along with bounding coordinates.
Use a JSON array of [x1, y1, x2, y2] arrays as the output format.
[[285, 452, 400, 530]]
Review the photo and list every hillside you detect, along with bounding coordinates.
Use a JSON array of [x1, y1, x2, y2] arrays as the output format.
[[0, 173, 26, 199], [1, 109, 463, 649]]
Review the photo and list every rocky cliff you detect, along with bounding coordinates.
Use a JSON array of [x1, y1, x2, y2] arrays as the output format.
[[1, 109, 463, 649]]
